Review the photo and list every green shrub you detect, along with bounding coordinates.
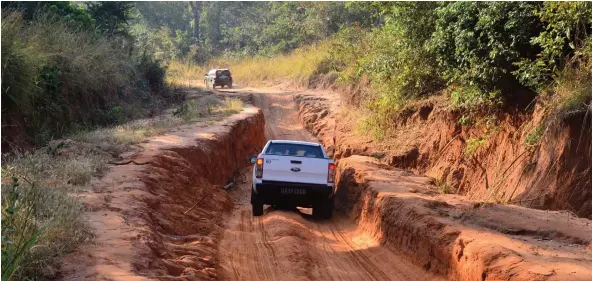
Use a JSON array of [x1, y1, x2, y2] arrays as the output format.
[[465, 137, 487, 157], [450, 86, 503, 110], [525, 125, 544, 148], [137, 55, 167, 93]]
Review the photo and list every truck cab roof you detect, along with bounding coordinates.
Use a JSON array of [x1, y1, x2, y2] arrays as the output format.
[[268, 140, 321, 146]]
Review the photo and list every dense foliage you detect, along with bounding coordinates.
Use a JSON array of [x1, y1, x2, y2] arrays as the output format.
[[3, 0, 591, 151], [326, 2, 592, 113], [1, 2, 172, 150], [131, 1, 371, 63]]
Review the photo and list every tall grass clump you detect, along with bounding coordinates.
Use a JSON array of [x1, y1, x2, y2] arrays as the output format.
[[221, 41, 331, 85], [546, 39, 592, 119], [1, 11, 171, 150], [166, 61, 208, 89], [1, 164, 93, 280]]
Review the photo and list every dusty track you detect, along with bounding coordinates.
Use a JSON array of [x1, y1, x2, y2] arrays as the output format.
[[217, 88, 442, 281]]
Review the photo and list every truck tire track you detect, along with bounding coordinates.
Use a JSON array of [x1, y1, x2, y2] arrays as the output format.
[[218, 89, 443, 281]]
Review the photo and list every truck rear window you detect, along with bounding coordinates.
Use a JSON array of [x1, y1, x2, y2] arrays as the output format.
[[217, 70, 231, 77], [265, 143, 324, 158]]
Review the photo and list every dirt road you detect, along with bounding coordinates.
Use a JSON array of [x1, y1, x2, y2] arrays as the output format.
[[217, 88, 443, 281]]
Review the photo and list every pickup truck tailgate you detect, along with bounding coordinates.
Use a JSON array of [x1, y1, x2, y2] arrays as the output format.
[[262, 156, 328, 185]]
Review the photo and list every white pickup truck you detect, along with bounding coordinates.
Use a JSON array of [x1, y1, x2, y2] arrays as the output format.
[[249, 140, 335, 219]]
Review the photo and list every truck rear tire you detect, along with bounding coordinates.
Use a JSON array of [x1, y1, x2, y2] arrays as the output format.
[[252, 203, 264, 216], [313, 197, 333, 219], [251, 190, 264, 216]]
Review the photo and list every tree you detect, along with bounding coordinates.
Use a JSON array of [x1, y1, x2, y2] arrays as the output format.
[[201, 2, 222, 50], [87, 1, 134, 36], [189, 1, 202, 44]]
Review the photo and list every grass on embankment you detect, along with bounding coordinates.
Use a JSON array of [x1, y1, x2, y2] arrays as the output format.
[[1, 94, 244, 280]]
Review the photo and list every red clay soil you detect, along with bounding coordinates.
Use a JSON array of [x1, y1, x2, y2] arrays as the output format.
[[336, 156, 592, 281], [215, 88, 445, 281], [292, 88, 592, 280], [56, 83, 591, 281], [58, 106, 265, 280], [295, 91, 592, 219]]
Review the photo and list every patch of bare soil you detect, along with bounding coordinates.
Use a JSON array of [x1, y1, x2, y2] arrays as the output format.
[[58, 106, 265, 280]]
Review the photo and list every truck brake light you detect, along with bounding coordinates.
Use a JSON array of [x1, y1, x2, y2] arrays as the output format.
[[256, 158, 264, 178], [328, 163, 335, 183]]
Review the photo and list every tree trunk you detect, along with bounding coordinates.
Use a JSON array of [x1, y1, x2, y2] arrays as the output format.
[[189, 1, 202, 44]]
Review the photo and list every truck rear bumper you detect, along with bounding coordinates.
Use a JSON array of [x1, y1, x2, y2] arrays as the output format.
[[214, 78, 231, 84], [252, 181, 333, 207]]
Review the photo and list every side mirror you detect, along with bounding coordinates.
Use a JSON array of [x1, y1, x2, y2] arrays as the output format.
[[250, 157, 257, 164]]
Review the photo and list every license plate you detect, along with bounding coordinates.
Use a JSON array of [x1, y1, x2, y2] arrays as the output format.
[[280, 188, 306, 195]]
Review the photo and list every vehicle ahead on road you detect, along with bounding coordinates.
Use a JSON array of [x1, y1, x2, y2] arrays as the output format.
[[204, 68, 233, 89], [249, 140, 335, 219]]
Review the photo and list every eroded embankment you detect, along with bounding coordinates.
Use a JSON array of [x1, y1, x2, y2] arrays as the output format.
[[335, 156, 592, 281], [295, 94, 592, 218], [295, 93, 592, 281], [59, 107, 265, 280]]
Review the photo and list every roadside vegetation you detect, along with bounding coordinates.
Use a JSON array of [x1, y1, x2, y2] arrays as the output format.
[[1, 2, 246, 280], [166, 42, 331, 88], [160, 2, 590, 139], [174, 2, 591, 142], [2, 1, 591, 279], [324, 2, 592, 137], [2, 91, 243, 280]]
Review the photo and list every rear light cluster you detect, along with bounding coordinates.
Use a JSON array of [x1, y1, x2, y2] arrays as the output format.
[[328, 163, 336, 183], [256, 158, 264, 178]]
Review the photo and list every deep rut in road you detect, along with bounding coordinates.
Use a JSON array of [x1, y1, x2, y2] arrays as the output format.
[[217, 91, 442, 281]]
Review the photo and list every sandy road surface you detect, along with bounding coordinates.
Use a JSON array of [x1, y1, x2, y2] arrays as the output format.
[[216, 88, 443, 281]]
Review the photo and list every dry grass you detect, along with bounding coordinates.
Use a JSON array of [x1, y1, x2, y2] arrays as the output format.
[[72, 116, 186, 155], [166, 41, 331, 88], [220, 97, 245, 113], [548, 63, 592, 119], [166, 61, 208, 89], [72, 95, 245, 155], [1, 148, 99, 279], [1, 11, 153, 147]]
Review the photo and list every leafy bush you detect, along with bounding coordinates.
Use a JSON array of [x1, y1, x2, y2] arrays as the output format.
[[450, 86, 503, 110], [137, 55, 167, 93], [515, 2, 592, 90], [431, 2, 542, 95]]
